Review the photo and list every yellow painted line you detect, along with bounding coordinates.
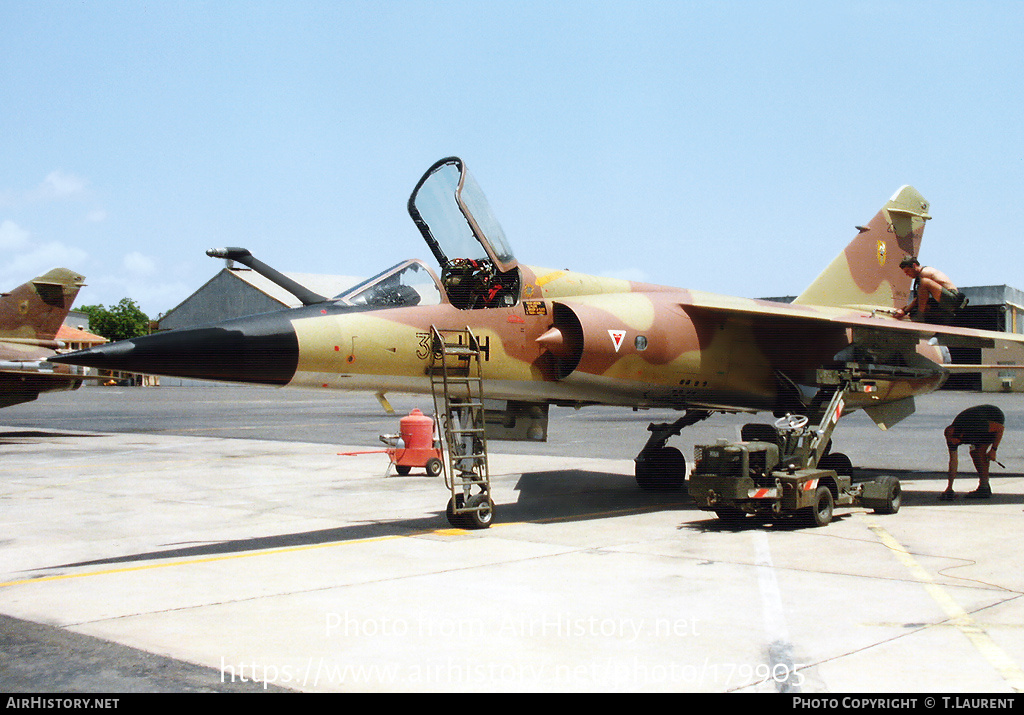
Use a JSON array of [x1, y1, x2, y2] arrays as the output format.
[[866, 520, 1024, 692], [0, 502, 684, 590], [0, 531, 416, 589]]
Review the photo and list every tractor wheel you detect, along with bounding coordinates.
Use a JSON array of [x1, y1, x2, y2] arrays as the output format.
[[873, 476, 902, 515], [805, 486, 834, 527], [715, 507, 748, 526]]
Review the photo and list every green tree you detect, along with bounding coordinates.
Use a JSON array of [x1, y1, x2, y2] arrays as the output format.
[[80, 298, 151, 342]]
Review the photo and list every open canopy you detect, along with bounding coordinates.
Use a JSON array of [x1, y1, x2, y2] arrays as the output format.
[[408, 156, 517, 274]]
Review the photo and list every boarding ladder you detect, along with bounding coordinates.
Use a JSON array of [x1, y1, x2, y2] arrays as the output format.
[[429, 326, 494, 529]]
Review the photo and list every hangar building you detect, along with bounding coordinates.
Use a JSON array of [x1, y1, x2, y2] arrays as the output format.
[[157, 265, 360, 331], [947, 284, 1024, 392]]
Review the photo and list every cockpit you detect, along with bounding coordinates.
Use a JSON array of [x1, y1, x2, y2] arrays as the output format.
[[333, 259, 442, 309]]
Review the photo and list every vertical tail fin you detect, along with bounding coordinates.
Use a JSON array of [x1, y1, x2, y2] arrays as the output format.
[[0, 268, 86, 340], [792, 186, 930, 310]]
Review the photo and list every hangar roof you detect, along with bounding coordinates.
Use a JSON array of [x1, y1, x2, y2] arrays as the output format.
[[158, 267, 361, 331]]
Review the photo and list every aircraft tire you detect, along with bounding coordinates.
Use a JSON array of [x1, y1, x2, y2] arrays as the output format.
[[818, 452, 853, 477], [805, 486, 834, 527], [635, 446, 687, 491]]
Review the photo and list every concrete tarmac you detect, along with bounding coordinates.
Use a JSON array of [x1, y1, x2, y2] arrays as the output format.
[[1, 385, 1023, 693]]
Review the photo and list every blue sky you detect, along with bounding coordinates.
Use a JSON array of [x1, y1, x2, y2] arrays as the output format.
[[2, 1, 1022, 318]]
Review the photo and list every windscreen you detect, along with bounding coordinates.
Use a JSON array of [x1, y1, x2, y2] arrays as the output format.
[[335, 260, 442, 308]]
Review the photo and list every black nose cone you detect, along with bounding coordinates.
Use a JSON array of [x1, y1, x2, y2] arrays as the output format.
[[50, 312, 299, 386]]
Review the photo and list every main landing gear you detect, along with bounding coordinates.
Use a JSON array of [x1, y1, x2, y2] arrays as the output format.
[[634, 410, 713, 491]]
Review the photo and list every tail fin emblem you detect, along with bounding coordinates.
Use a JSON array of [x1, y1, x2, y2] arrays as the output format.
[[877, 240, 887, 266]]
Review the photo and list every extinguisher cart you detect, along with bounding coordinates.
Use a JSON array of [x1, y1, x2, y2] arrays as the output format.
[[380, 408, 444, 476]]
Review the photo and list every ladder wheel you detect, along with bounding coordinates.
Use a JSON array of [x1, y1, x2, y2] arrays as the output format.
[[464, 494, 494, 529], [446, 495, 467, 528]]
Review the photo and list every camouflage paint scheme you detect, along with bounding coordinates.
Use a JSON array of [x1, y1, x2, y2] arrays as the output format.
[[51, 159, 1024, 436], [1, 268, 87, 408]]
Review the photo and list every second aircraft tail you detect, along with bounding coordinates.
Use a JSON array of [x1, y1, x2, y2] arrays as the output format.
[[0, 268, 86, 341]]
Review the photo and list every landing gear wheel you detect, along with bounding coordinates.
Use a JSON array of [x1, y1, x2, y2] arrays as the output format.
[[805, 486, 834, 527], [635, 446, 687, 491], [818, 452, 852, 478], [425, 458, 443, 477], [873, 476, 901, 515]]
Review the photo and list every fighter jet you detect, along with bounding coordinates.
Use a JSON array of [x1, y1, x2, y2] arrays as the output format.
[[50, 157, 1024, 524], [1, 268, 89, 408]]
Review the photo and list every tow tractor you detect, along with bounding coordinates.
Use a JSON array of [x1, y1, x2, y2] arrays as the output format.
[[688, 369, 902, 527]]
